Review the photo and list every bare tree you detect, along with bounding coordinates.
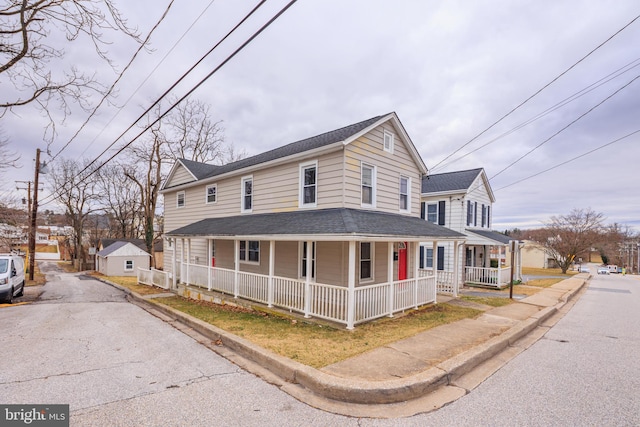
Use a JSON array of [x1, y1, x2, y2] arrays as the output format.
[[123, 97, 238, 265], [49, 157, 99, 268], [0, 129, 20, 171], [532, 208, 605, 273], [0, 0, 142, 141], [96, 163, 142, 239]]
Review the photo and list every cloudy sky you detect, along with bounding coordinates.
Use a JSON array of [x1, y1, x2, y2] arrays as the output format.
[[2, 0, 639, 231]]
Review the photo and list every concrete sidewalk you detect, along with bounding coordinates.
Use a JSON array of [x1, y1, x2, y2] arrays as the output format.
[[107, 274, 588, 418]]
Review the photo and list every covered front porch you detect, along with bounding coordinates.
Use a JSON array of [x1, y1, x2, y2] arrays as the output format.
[[165, 208, 465, 329], [463, 229, 522, 288]]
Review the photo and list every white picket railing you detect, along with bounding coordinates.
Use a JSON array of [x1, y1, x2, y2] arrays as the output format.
[[137, 268, 170, 290], [465, 266, 512, 288], [180, 262, 438, 328], [418, 269, 457, 295]]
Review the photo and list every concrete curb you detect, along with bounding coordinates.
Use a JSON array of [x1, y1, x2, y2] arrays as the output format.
[[95, 275, 587, 408]]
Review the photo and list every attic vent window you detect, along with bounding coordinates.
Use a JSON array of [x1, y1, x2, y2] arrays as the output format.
[[383, 130, 394, 153]]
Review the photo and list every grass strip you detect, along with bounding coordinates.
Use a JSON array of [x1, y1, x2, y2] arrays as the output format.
[[153, 295, 481, 368]]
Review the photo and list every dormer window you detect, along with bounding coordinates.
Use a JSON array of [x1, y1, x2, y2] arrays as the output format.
[[383, 129, 394, 153]]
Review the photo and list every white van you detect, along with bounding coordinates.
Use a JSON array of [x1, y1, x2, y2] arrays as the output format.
[[0, 254, 25, 304]]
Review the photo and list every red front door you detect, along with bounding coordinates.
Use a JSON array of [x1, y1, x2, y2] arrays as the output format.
[[398, 242, 408, 280]]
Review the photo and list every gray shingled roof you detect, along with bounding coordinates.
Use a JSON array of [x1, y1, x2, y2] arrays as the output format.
[[465, 228, 513, 245], [96, 240, 129, 257], [166, 208, 464, 239], [100, 238, 146, 251], [174, 115, 386, 184], [421, 168, 483, 193]]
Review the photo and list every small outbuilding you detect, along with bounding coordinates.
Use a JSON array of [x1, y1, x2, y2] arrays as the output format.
[[96, 241, 151, 277]]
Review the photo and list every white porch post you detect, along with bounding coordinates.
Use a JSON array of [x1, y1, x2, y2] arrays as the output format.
[[453, 240, 460, 297], [303, 240, 312, 318], [432, 240, 438, 285], [268, 240, 275, 308], [207, 238, 212, 291], [171, 238, 177, 289], [180, 238, 185, 285], [413, 242, 419, 308], [186, 239, 191, 286], [387, 242, 394, 317], [234, 239, 239, 298], [346, 241, 356, 330]]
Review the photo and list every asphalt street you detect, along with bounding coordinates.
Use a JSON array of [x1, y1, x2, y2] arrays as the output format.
[[1, 263, 638, 426]]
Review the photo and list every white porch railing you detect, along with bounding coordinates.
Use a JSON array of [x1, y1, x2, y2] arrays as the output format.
[[419, 269, 457, 295], [137, 268, 170, 290], [465, 266, 512, 288], [181, 263, 437, 328]]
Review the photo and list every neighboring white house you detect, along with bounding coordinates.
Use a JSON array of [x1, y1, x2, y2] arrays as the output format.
[[96, 241, 151, 277], [160, 112, 466, 329], [420, 168, 522, 288]]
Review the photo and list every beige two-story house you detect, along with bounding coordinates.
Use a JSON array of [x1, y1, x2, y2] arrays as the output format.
[[420, 168, 522, 289], [160, 112, 465, 329]]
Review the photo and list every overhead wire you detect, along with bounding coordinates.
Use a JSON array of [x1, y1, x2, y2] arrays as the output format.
[[429, 12, 640, 173], [494, 129, 640, 191], [489, 74, 640, 180], [73, 0, 219, 161], [39, 0, 296, 206], [435, 57, 640, 171], [48, 0, 177, 162]]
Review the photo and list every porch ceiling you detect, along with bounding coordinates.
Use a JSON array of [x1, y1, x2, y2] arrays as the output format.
[[166, 208, 466, 242], [464, 228, 514, 246]]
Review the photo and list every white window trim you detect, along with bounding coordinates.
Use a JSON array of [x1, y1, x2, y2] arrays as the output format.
[[361, 162, 376, 208], [239, 240, 260, 265], [383, 129, 394, 154], [176, 191, 185, 208], [298, 241, 316, 281], [241, 175, 253, 213], [399, 176, 411, 213], [205, 184, 217, 204], [359, 241, 374, 283], [299, 160, 318, 208], [124, 259, 134, 271]]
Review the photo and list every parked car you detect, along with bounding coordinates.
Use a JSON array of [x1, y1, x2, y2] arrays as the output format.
[[579, 266, 590, 273], [0, 254, 25, 303], [597, 267, 610, 275]]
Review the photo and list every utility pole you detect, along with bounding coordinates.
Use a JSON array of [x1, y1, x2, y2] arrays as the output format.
[[27, 149, 41, 281]]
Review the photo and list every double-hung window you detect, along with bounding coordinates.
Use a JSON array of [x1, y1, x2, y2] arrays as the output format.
[[177, 191, 185, 208], [361, 163, 375, 207], [206, 184, 217, 204], [427, 203, 438, 223], [241, 176, 253, 212], [239, 240, 259, 263], [300, 162, 317, 207], [399, 176, 410, 212], [124, 260, 134, 271], [360, 242, 373, 281]]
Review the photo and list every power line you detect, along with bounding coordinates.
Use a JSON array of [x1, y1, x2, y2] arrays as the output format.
[[489, 74, 640, 180], [76, 0, 271, 177], [48, 0, 177, 162], [40, 0, 296, 206], [435, 57, 640, 170], [494, 129, 640, 191], [73, 0, 219, 162], [429, 12, 640, 173]]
